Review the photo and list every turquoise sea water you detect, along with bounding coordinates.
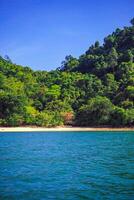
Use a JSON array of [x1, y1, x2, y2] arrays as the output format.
[[0, 131, 134, 200]]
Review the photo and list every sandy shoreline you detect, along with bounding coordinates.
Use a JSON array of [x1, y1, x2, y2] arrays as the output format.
[[0, 126, 134, 132]]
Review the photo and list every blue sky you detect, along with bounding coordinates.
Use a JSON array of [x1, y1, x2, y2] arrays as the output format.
[[0, 0, 134, 70]]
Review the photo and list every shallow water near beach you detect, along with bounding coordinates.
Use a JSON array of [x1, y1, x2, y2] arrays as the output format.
[[0, 131, 134, 200]]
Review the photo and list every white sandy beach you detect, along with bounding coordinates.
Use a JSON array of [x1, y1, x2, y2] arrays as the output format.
[[0, 126, 134, 132]]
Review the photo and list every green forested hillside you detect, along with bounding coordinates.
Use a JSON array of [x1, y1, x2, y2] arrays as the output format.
[[0, 19, 134, 127]]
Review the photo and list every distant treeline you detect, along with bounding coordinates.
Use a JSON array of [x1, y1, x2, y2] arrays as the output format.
[[0, 18, 134, 127]]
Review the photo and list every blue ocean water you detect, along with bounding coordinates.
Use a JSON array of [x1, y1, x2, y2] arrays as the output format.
[[0, 131, 134, 200]]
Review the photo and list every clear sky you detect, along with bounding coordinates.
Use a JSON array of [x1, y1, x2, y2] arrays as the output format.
[[0, 0, 134, 70]]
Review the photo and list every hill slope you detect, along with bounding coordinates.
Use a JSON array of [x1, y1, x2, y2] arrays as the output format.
[[0, 19, 134, 127]]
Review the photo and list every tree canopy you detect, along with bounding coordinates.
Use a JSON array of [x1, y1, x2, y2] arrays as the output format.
[[0, 18, 134, 127]]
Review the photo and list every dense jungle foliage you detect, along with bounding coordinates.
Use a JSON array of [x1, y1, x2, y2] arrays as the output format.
[[0, 19, 134, 127]]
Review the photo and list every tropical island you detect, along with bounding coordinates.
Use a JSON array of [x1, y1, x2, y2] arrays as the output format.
[[0, 18, 134, 129]]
